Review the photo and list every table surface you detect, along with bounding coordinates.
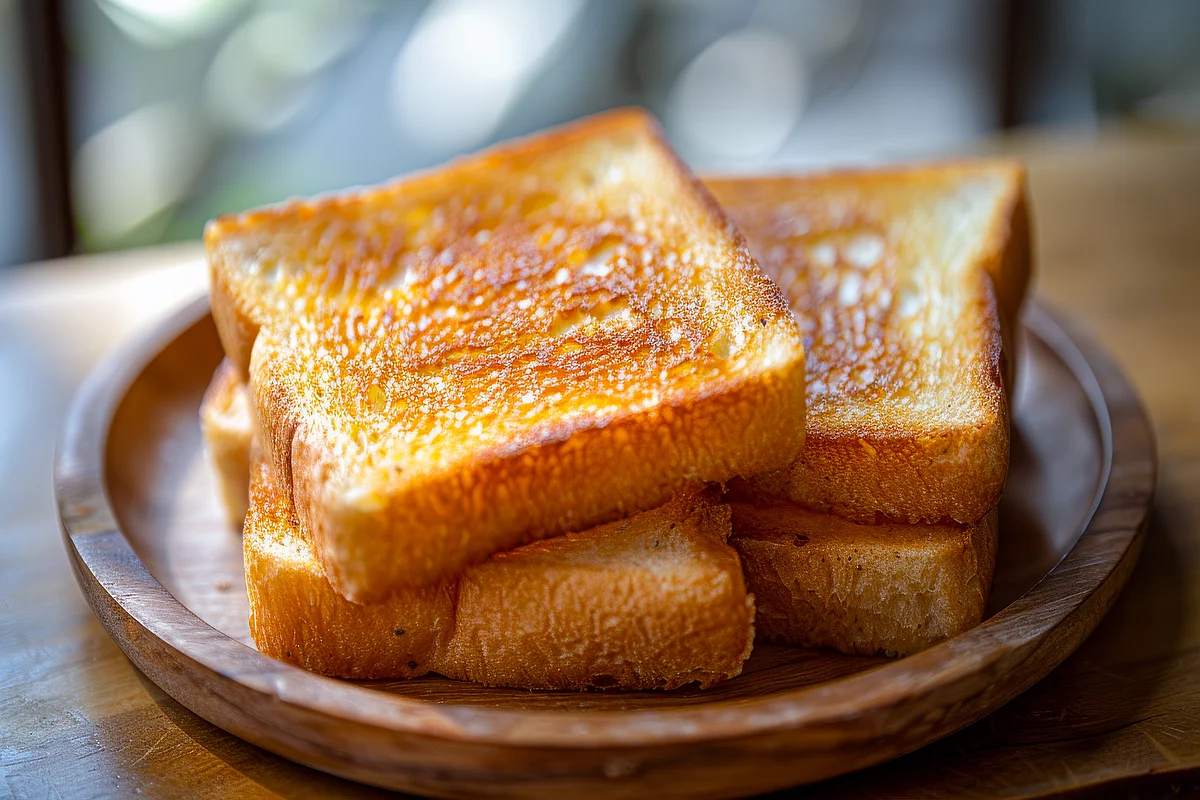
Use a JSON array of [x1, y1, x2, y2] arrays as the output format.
[[2, 128, 1199, 799]]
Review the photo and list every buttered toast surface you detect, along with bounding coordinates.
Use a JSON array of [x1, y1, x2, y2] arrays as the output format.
[[707, 164, 1030, 525], [208, 109, 807, 601]]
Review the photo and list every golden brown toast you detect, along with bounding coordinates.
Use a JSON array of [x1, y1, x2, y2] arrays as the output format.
[[201, 350, 983, 665], [439, 490, 752, 690], [707, 164, 1030, 525], [245, 455, 754, 689], [207, 109, 806, 600], [199, 359, 252, 526], [201, 365, 755, 687], [244, 458, 453, 680], [730, 501, 997, 657]]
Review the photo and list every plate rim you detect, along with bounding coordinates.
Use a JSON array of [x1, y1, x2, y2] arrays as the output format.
[[54, 295, 1156, 751]]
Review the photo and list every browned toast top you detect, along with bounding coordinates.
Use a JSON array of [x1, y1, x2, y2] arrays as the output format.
[[209, 109, 807, 595], [209, 109, 796, 380], [708, 163, 1031, 523]]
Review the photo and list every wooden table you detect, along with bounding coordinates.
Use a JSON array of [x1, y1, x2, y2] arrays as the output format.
[[2, 129, 1198, 798]]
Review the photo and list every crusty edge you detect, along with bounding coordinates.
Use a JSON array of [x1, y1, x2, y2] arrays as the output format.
[[208, 261, 259, 383], [991, 169, 1034, 395], [737, 163, 1029, 524], [434, 494, 756, 690], [749, 268, 1008, 526], [199, 359, 252, 526], [255, 331, 806, 600], [246, 457, 755, 689], [730, 503, 998, 657]]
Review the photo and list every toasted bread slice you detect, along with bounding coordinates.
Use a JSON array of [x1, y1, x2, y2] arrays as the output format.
[[199, 359, 252, 526], [730, 500, 997, 657], [208, 109, 806, 600], [199, 369, 748, 690], [707, 164, 1030, 524], [244, 454, 455, 680], [201, 347, 980, 666], [439, 490, 753, 690], [245, 456, 754, 688], [203, 364, 755, 687]]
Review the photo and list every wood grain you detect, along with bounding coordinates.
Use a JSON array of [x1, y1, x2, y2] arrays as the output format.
[[2, 128, 1196, 798], [51, 293, 1152, 797]]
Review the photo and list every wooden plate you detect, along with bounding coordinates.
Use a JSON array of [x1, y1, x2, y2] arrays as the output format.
[[56, 299, 1155, 799]]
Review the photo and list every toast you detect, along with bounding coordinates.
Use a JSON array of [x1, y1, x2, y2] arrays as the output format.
[[200, 364, 755, 688], [199, 359, 252, 525], [202, 360, 981, 665], [729, 501, 997, 657], [707, 164, 1030, 525], [245, 456, 755, 689], [207, 109, 807, 600]]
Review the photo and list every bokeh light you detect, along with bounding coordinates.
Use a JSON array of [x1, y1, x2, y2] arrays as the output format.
[[389, 0, 585, 156], [667, 29, 809, 161]]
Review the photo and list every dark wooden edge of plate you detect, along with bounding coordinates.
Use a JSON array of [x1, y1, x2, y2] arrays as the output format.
[[54, 295, 1156, 752]]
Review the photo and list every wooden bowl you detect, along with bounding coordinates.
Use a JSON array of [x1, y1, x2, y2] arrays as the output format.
[[55, 299, 1154, 799]]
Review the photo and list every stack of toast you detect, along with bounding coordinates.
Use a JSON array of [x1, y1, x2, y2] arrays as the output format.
[[201, 109, 1030, 690]]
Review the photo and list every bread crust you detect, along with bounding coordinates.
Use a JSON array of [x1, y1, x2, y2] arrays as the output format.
[[708, 163, 1031, 524], [440, 491, 755, 690], [730, 500, 998, 657], [245, 455, 455, 680], [735, 271, 1009, 524], [199, 359, 253, 525], [210, 361, 987, 671], [254, 328, 804, 599], [209, 108, 807, 599], [244, 457, 754, 689]]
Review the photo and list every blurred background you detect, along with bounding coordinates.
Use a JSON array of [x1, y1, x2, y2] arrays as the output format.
[[2, 0, 1199, 268]]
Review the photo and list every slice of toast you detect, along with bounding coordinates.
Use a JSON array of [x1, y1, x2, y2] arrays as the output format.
[[203, 364, 755, 688], [729, 501, 997, 657], [244, 457, 455, 680], [199, 359, 252, 526], [200, 329, 979, 665], [707, 164, 1030, 525], [208, 109, 806, 600], [439, 490, 752, 690], [245, 456, 755, 689]]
